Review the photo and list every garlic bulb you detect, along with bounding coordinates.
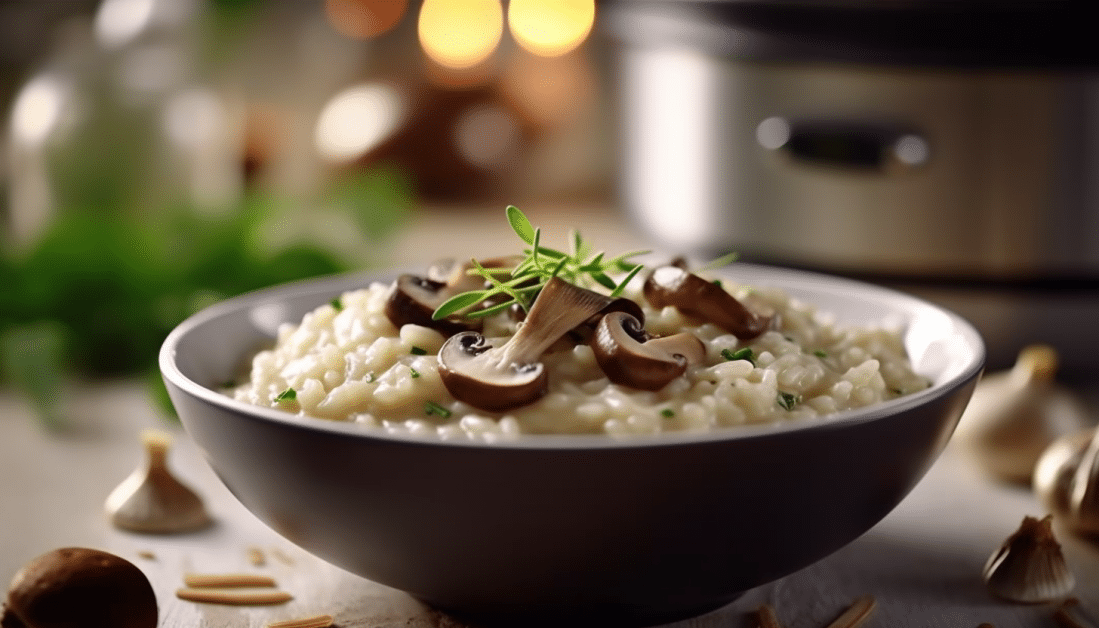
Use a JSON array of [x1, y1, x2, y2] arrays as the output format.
[[1034, 426, 1099, 538], [104, 429, 212, 533], [954, 345, 1091, 484], [983, 514, 1075, 603]]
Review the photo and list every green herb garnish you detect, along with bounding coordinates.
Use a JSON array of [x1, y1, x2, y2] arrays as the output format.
[[409, 367, 420, 379], [273, 387, 297, 403], [813, 349, 827, 358], [777, 391, 800, 411], [432, 206, 649, 321], [660, 408, 675, 418], [410, 346, 427, 355], [365, 372, 375, 383], [721, 347, 755, 364], [425, 401, 452, 418], [330, 297, 344, 311]]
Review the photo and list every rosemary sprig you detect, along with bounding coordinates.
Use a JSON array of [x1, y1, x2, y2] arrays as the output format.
[[432, 206, 649, 321]]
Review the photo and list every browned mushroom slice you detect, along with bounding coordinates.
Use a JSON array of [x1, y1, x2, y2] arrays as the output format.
[[385, 274, 482, 336], [437, 277, 620, 412], [593, 311, 705, 391], [643, 265, 770, 339]]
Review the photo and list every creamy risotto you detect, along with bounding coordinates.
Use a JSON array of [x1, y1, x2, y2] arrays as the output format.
[[229, 264, 929, 441]]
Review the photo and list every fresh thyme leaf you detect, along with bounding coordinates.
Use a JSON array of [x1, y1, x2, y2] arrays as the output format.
[[410, 367, 420, 378], [813, 349, 827, 358], [433, 289, 490, 320], [697, 251, 740, 272], [591, 270, 616, 290], [507, 205, 536, 245], [425, 400, 452, 418], [465, 299, 519, 319], [273, 388, 297, 403], [661, 408, 675, 418], [610, 264, 644, 298], [410, 346, 427, 355], [330, 297, 344, 311]]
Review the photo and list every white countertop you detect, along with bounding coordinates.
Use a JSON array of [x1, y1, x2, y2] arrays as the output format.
[[2, 203, 1098, 627]]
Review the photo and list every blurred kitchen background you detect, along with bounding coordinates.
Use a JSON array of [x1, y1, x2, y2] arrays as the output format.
[[3, 0, 1098, 426]]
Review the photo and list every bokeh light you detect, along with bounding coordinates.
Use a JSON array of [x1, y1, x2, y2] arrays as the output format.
[[502, 50, 593, 126], [418, 0, 503, 70], [453, 104, 520, 170], [94, 0, 155, 48], [507, 0, 594, 57], [325, 0, 408, 39], [11, 75, 67, 145], [315, 83, 404, 162]]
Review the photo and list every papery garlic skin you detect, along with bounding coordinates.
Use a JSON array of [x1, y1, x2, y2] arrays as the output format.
[[1034, 427, 1099, 537], [955, 345, 1090, 484], [983, 515, 1075, 603], [104, 430, 212, 533]]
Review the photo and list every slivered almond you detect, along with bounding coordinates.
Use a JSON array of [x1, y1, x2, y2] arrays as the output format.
[[756, 603, 784, 628], [175, 587, 292, 605], [267, 614, 335, 628], [823, 596, 876, 628], [183, 573, 277, 588]]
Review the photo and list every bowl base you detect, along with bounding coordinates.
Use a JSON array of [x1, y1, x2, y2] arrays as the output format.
[[420, 594, 742, 628]]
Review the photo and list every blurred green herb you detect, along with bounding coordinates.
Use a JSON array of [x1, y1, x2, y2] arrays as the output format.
[[0, 168, 410, 429], [424, 400, 451, 418], [722, 347, 755, 365], [432, 206, 649, 320], [273, 388, 297, 403]]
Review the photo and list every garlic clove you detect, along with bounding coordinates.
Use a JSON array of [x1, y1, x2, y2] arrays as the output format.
[[1034, 426, 1099, 538], [954, 345, 1091, 484], [983, 514, 1075, 603], [104, 429, 212, 533]]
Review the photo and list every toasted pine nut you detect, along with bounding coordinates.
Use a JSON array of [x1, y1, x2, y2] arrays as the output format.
[[823, 596, 876, 628], [757, 603, 784, 628], [267, 615, 335, 628], [175, 587, 292, 605], [183, 573, 277, 588]]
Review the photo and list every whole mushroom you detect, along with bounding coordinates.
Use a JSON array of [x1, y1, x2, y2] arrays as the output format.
[[643, 265, 771, 339], [438, 277, 628, 412], [593, 311, 705, 391], [1, 547, 157, 628]]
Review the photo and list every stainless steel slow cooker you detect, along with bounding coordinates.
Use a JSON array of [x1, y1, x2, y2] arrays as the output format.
[[602, 0, 1099, 373]]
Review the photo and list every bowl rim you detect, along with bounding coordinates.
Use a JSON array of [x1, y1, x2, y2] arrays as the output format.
[[159, 263, 985, 450]]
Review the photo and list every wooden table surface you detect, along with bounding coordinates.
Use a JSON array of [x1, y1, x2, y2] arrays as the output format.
[[2, 204, 1098, 627]]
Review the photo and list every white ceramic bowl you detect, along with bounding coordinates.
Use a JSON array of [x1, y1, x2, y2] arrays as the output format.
[[160, 264, 984, 627]]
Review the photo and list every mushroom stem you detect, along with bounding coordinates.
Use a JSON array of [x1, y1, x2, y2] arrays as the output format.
[[500, 278, 622, 365]]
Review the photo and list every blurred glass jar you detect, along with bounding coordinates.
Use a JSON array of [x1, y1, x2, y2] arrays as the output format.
[[5, 0, 244, 246]]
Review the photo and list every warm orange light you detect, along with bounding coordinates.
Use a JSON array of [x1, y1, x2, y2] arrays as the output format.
[[507, 0, 594, 57], [502, 50, 593, 126], [325, 0, 407, 39], [418, 0, 503, 69]]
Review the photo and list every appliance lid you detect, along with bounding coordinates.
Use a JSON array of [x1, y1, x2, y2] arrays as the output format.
[[601, 0, 1099, 69]]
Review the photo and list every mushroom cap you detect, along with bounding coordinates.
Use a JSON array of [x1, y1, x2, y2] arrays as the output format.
[[593, 312, 705, 391], [2, 547, 157, 628], [438, 331, 548, 412], [385, 274, 482, 336], [643, 266, 770, 340]]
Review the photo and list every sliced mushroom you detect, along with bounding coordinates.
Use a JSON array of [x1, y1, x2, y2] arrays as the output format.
[[385, 272, 485, 336], [386, 257, 525, 335], [593, 311, 705, 391], [438, 277, 620, 412], [643, 265, 771, 339]]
